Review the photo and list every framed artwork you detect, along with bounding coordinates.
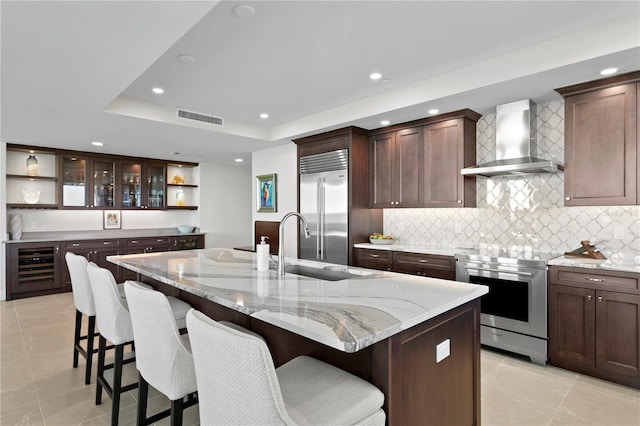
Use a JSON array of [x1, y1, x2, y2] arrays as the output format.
[[256, 173, 277, 213], [103, 209, 121, 229]]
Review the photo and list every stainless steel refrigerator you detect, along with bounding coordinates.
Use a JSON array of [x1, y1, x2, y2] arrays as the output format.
[[299, 149, 349, 265]]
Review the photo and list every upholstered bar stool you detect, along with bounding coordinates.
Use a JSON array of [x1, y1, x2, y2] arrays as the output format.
[[124, 281, 197, 426], [66, 252, 99, 385], [87, 263, 190, 426], [186, 309, 386, 426]]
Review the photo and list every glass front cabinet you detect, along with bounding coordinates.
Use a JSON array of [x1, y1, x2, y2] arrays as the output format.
[[60, 155, 115, 209], [119, 161, 166, 209]]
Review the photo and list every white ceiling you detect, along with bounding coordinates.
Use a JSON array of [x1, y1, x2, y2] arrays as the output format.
[[2, 1, 639, 166]]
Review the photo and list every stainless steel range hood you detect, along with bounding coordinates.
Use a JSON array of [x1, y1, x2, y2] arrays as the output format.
[[461, 99, 563, 177]]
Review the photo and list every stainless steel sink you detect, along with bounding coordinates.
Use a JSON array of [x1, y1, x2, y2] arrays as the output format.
[[285, 264, 366, 281]]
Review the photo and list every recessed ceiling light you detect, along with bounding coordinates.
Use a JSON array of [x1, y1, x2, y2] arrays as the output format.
[[260, 113, 269, 119], [380, 120, 390, 126], [370, 72, 382, 80], [233, 4, 256, 18], [600, 67, 619, 76], [152, 87, 164, 94], [235, 158, 244, 163], [428, 109, 439, 115], [91, 141, 104, 146], [177, 55, 196, 64]]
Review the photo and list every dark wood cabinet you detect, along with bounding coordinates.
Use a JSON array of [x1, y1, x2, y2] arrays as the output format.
[[423, 118, 477, 207], [354, 247, 455, 280], [62, 239, 121, 287], [6, 234, 204, 300], [7, 143, 197, 210], [354, 248, 393, 271], [293, 127, 383, 265], [59, 154, 117, 209], [370, 127, 423, 208], [118, 161, 167, 209], [556, 71, 640, 206], [548, 265, 640, 389], [392, 251, 455, 280], [369, 109, 480, 209]]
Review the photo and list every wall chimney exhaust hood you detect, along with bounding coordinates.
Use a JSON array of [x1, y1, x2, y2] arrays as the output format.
[[461, 99, 563, 177]]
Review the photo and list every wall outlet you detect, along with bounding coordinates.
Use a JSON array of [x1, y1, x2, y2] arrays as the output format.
[[436, 339, 450, 363], [614, 224, 625, 240]]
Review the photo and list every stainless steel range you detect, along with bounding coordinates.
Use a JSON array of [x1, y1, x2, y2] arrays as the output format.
[[455, 249, 558, 365]]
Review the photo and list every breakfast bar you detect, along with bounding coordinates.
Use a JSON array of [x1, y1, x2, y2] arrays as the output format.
[[108, 248, 488, 425]]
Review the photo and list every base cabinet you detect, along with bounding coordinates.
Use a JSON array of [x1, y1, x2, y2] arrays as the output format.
[[354, 247, 455, 280], [6, 234, 204, 300], [548, 266, 640, 388]]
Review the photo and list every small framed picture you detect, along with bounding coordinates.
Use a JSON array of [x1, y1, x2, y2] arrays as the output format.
[[256, 173, 277, 213], [103, 210, 121, 230]]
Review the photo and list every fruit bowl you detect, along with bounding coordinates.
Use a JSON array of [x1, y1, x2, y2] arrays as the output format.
[[177, 225, 195, 233], [369, 237, 394, 245]]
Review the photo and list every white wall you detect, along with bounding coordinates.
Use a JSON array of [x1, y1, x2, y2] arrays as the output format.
[[252, 143, 298, 257], [199, 162, 252, 248]]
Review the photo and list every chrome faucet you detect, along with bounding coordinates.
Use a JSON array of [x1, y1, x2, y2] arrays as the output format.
[[278, 212, 311, 276]]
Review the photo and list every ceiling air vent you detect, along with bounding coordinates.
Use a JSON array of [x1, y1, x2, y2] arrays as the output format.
[[177, 108, 224, 127]]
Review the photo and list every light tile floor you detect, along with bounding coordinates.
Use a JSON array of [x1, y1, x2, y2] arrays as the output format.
[[2, 293, 639, 426]]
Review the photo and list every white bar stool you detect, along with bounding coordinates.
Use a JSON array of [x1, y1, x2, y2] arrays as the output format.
[[186, 309, 386, 426]]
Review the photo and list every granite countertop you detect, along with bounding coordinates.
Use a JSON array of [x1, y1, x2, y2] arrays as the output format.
[[108, 248, 488, 353], [3, 228, 204, 243], [354, 242, 473, 257]]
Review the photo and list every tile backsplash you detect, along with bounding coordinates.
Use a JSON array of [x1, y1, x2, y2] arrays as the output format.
[[384, 100, 640, 256]]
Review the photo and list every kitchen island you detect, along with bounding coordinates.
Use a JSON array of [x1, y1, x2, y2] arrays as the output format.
[[108, 248, 488, 425]]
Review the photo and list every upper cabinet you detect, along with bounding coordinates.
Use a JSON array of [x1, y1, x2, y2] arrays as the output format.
[[556, 71, 640, 206], [59, 154, 116, 209], [118, 161, 166, 209], [6, 144, 198, 210], [370, 109, 480, 209], [423, 117, 478, 207], [6, 146, 58, 208], [371, 127, 423, 208]]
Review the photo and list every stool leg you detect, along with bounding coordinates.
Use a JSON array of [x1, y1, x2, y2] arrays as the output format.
[[137, 374, 149, 426], [110, 344, 124, 426], [96, 335, 106, 405], [85, 315, 96, 385], [170, 398, 184, 426], [73, 309, 82, 368]]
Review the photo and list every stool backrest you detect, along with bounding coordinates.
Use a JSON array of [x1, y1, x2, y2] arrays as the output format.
[[86, 262, 133, 345], [124, 281, 195, 400], [65, 252, 95, 316], [186, 309, 295, 425]]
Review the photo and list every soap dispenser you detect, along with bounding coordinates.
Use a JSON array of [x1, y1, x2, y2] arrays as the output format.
[[256, 236, 270, 271]]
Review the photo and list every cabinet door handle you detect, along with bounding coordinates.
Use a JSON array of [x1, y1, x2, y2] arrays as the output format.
[[565, 197, 571, 201], [103, 242, 112, 245], [131, 240, 138, 244], [457, 200, 462, 204], [72, 243, 80, 247], [585, 277, 604, 282], [370, 254, 380, 258], [157, 239, 164, 242], [586, 295, 592, 301], [418, 259, 429, 263], [597, 296, 603, 302]]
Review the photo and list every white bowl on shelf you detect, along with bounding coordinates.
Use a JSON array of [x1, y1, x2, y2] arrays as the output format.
[[177, 225, 195, 233], [369, 238, 394, 245]]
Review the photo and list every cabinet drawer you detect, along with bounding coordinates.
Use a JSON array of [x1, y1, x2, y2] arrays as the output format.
[[355, 248, 392, 271], [125, 237, 171, 247], [550, 266, 639, 292], [63, 239, 119, 250], [393, 252, 454, 271]]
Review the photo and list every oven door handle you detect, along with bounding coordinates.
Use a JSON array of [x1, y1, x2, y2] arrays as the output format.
[[461, 266, 534, 277]]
